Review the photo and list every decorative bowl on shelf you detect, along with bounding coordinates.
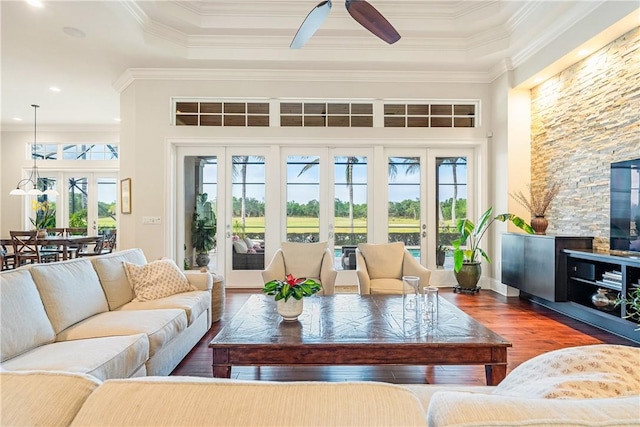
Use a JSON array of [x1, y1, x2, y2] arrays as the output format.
[[591, 288, 617, 312]]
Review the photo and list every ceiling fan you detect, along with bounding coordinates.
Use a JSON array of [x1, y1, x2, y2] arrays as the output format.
[[290, 0, 401, 49]]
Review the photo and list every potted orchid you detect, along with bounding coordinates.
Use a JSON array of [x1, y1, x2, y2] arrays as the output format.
[[262, 274, 321, 321], [30, 200, 56, 236]]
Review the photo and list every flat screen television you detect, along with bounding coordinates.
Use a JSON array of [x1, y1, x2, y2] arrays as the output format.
[[610, 157, 640, 254]]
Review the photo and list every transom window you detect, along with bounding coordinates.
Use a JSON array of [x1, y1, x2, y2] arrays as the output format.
[[172, 98, 479, 128], [32, 144, 119, 160], [384, 102, 476, 128], [175, 101, 269, 127]]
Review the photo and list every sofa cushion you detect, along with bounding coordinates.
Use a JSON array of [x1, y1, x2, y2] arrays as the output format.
[[0, 269, 56, 362], [124, 259, 196, 302], [0, 371, 101, 427], [426, 391, 640, 427], [29, 258, 109, 335], [91, 248, 147, 310], [494, 344, 640, 399], [0, 334, 149, 380], [71, 379, 428, 426], [56, 309, 187, 357], [358, 242, 405, 280], [118, 290, 209, 326], [281, 241, 327, 280]]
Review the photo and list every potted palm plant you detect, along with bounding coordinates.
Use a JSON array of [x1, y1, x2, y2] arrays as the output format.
[[191, 194, 216, 268], [452, 207, 534, 292]]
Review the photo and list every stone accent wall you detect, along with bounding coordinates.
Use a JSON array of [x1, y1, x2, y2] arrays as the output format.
[[530, 27, 640, 251]]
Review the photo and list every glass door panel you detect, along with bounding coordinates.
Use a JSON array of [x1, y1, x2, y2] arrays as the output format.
[[334, 155, 368, 271], [286, 155, 320, 243], [231, 155, 265, 271], [67, 176, 90, 234], [388, 156, 422, 261], [435, 157, 468, 270], [97, 177, 117, 235]]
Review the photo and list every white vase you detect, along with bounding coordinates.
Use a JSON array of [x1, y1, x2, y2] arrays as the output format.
[[277, 298, 303, 321]]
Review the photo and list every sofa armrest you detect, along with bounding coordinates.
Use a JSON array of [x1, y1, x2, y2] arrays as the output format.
[[184, 270, 213, 292], [319, 248, 337, 295], [402, 251, 431, 288], [355, 249, 371, 294], [261, 250, 285, 283], [427, 391, 640, 427]]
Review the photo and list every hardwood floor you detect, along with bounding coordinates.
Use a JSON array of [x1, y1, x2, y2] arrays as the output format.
[[171, 288, 637, 385]]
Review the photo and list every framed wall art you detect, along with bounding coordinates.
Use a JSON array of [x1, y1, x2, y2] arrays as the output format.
[[120, 178, 132, 214]]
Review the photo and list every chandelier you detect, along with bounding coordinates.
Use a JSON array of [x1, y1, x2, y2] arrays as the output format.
[[9, 104, 59, 196]]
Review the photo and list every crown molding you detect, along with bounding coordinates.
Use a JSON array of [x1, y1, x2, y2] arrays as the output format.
[[0, 124, 120, 133], [114, 67, 494, 93]]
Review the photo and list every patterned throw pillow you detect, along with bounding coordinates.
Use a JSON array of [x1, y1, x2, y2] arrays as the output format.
[[494, 344, 640, 399], [123, 259, 197, 302]]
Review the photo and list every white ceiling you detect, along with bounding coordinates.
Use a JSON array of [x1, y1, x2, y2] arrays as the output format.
[[1, 0, 638, 126]]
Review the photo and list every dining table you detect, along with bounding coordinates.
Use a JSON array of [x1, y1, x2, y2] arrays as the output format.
[[0, 235, 103, 261]]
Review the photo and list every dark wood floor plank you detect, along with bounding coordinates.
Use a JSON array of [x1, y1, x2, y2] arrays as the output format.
[[171, 288, 637, 384]]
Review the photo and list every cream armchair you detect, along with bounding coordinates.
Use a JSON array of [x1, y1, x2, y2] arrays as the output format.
[[356, 242, 431, 294], [261, 241, 337, 295]]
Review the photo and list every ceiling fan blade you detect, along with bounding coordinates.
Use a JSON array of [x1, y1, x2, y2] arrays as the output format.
[[290, 0, 332, 49], [345, 0, 400, 45]]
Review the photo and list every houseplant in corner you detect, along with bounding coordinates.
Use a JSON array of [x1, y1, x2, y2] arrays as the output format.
[[191, 194, 216, 268], [262, 274, 322, 321], [452, 207, 534, 292]]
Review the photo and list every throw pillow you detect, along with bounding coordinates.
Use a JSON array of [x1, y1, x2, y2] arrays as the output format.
[[494, 344, 640, 399], [123, 259, 197, 302], [233, 240, 248, 254], [243, 237, 254, 249]]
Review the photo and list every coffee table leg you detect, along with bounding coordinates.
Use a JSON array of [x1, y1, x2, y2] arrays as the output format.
[[212, 348, 231, 378], [485, 364, 507, 385]]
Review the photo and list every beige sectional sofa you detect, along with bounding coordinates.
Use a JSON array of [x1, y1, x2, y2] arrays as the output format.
[[2, 254, 639, 426], [2, 345, 639, 426], [0, 248, 212, 380]]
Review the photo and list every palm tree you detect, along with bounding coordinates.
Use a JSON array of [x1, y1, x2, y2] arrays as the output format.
[[297, 156, 363, 236], [232, 155, 265, 233], [388, 156, 420, 181]]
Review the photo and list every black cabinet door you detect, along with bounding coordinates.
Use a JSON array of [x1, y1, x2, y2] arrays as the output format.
[[524, 237, 556, 301], [502, 233, 524, 289]]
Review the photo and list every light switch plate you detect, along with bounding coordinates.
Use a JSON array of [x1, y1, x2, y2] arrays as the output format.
[[142, 216, 161, 225]]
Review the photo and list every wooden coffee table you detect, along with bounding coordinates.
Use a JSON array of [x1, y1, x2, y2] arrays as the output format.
[[209, 294, 511, 385]]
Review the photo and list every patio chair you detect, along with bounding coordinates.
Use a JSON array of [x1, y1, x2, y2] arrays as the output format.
[[356, 242, 431, 294], [262, 241, 337, 295]]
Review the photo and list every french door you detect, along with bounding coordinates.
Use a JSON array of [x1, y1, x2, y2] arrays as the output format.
[[175, 144, 475, 286], [62, 173, 118, 236], [385, 148, 474, 269]]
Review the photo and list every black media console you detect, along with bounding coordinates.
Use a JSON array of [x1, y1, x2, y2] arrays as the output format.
[[502, 233, 639, 343]]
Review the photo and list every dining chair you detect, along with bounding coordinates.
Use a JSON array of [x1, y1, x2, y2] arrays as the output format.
[[1, 244, 16, 270], [10, 230, 58, 266], [76, 236, 106, 257]]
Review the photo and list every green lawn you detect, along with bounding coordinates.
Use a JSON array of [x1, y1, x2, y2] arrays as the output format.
[[232, 216, 419, 234]]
